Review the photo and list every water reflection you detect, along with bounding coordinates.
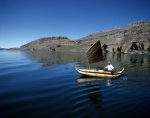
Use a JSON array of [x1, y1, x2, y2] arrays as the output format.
[[22, 51, 150, 111], [84, 85, 102, 109], [103, 53, 107, 61], [76, 77, 104, 83], [75, 76, 128, 109], [76, 77, 124, 89], [129, 54, 150, 71], [116, 52, 121, 62], [25, 51, 86, 67], [106, 79, 112, 87], [76, 77, 103, 109], [24, 51, 150, 72]]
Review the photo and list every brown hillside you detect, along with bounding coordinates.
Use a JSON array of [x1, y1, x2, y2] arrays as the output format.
[[20, 21, 150, 52]]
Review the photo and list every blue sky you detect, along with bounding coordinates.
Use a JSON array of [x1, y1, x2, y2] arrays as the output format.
[[0, 0, 150, 48]]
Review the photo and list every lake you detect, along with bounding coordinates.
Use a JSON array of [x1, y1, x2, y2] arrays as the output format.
[[0, 50, 150, 118]]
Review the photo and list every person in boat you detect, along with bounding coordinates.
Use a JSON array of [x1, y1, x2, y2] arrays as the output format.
[[104, 62, 114, 73]]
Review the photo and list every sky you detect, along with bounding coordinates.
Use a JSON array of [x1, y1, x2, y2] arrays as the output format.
[[0, 0, 150, 48]]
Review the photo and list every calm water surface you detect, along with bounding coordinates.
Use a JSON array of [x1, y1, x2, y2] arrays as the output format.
[[0, 50, 150, 118]]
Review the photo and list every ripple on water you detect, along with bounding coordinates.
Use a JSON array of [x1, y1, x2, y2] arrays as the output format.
[[1, 51, 150, 118]]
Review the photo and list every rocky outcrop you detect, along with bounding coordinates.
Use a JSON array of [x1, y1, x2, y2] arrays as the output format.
[[20, 36, 70, 51], [20, 21, 150, 52]]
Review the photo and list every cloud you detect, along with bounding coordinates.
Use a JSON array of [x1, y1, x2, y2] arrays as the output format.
[[0, 46, 6, 48]]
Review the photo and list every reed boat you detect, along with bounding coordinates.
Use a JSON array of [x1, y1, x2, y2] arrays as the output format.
[[75, 40, 124, 78], [75, 65, 124, 74], [75, 65, 124, 78]]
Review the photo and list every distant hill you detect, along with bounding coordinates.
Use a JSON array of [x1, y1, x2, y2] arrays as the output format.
[[20, 21, 150, 52], [0, 47, 5, 50]]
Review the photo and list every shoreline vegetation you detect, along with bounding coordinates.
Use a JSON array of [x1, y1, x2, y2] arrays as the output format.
[[8, 21, 150, 53]]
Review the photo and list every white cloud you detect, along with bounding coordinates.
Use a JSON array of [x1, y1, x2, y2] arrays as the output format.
[[0, 46, 6, 48]]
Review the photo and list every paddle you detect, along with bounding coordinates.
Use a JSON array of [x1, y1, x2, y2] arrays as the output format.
[[97, 67, 104, 69]]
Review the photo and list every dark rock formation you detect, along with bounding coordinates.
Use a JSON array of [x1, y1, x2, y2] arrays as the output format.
[[20, 21, 150, 52]]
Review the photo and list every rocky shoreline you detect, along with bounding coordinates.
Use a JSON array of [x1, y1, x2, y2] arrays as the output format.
[[12, 21, 150, 52]]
